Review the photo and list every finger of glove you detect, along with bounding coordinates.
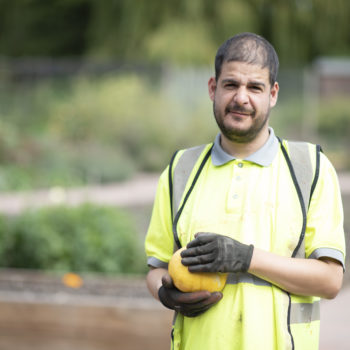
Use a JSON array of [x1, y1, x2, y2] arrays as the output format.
[[161, 276, 214, 307], [181, 240, 217, 259], [171, 289, 212, 304], [161, 272, 175, 289], [180, 304, 213, 317], [181, 252, 216, 267], [158, 286, 176, 309], [183, 298, 222, 317], [187, 262, 218, 272], [186, 291, 222, 307], [186, 232, 217, 248], [178, 292, 223, 316]]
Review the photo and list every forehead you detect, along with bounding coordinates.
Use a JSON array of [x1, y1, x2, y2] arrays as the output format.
[[219, 61, 270, 84]]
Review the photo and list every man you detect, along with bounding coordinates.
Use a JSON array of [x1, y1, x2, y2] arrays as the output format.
[[145, 32, 345, 350]]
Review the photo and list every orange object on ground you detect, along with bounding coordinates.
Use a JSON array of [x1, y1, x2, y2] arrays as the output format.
[[62, 273, 84, 289]]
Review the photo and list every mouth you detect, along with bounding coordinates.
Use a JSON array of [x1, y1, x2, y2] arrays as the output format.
[[226, 108, 254, 118], [229, 111, 251, 117]]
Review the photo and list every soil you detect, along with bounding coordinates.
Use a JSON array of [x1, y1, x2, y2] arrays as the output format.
[[0, 269, 174, 350]]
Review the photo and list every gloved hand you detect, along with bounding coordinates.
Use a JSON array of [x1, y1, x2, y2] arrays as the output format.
[[158, 273, 222, 317], [181, 232, 254, 273]]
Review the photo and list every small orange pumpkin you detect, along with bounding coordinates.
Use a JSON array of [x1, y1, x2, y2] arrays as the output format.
[[168, 247, 228, 293]]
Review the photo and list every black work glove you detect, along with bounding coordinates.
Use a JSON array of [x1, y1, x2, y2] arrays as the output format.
[[158, 273, 223, 317], [181, 232, 254, 273]]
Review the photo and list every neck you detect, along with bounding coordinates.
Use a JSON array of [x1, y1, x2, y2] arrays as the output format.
[[220, 128, 270, 159]]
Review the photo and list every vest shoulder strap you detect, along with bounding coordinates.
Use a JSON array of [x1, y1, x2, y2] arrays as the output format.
[[168, 144, 212, 250], [279, 139, 321, 258], [288, 141, 313, 208], [172, 145, 207, 218], [280, 140, 322, 211], [169, 144, 210, 220]]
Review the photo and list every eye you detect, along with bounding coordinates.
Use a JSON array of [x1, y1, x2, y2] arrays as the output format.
[[249, 84, 264, 92], [224, 82, 238, 89], [250, 85, 263, 92]]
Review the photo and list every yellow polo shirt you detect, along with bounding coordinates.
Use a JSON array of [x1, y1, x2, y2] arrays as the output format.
[[145, 129, 345, 350]]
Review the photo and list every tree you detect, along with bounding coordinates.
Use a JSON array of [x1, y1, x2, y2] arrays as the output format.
[[0, 0, 91, 56], [0, 0, 349, 64]]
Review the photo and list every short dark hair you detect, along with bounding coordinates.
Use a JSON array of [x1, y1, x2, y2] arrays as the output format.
[[215, 32, 279, 86]]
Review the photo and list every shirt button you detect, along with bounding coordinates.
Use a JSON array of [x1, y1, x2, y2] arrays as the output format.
[[238, 162, 243, 168], [233, 194, 239, 199], [236, 176, 241, 181]]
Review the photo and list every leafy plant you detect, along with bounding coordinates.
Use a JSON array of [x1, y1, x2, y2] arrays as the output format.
[[0, 204, 147, 275]]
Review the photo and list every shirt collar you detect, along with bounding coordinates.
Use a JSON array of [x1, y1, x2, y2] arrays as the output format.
[[211, 127, 279, 167]]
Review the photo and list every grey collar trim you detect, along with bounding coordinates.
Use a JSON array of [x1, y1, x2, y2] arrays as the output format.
[[211, 128, 279, 167]]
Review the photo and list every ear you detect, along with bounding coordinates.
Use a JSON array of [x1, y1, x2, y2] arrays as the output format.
[[208, 77, 216, 102], [269, 82, 279, 108]]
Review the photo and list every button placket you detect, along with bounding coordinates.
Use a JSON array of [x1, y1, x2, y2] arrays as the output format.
[[227, 161, 245, 210], [233, 161, 244, 199]]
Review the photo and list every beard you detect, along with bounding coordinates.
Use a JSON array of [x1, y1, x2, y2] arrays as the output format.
[[213, 100, 270, 144]]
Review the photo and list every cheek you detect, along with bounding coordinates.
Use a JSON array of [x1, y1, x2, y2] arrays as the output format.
[[216, 92, 233, 108], [254, 96, 271, 112]]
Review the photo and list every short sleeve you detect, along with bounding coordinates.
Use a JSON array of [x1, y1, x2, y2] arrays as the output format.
[[305, 152, 346, 267], [144, 167, 174, 268]]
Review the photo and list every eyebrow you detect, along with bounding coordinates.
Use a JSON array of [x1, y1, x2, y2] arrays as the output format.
[[221, 78, 238, 85]]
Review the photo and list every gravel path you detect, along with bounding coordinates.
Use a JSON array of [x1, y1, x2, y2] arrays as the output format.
[[0, 173, 160, 215], [0, 172, 349, 215]]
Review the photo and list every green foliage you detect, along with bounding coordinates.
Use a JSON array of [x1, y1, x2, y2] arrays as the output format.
[[0, 0, 91, 56], [47, 72, 217, 171], [0, 77, 136, 190], [145, 20, 216, 65], [0, 67, 349, 191], [0, 0, 349, 65], [318, 97, 350, 140], [317, 97, 350, 170], [0, 204, 147, 275], [270, 98, 304, 138], [0, 70, 218, 190]]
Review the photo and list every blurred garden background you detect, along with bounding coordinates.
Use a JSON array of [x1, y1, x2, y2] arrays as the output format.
[[0, 1, 349, 349]]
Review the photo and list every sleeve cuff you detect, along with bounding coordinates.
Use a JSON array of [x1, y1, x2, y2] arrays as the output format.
[[147, 256, 169, 269], [308, 247, 345, 270]]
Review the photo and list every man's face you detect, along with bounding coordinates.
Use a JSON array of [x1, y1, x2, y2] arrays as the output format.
[[208, 61, 279, 143]]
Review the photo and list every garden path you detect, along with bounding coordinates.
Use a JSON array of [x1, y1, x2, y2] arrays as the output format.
[[0, 172, 349, 215]]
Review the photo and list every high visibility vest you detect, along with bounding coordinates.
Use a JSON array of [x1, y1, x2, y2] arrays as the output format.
[[168, 139, 322, 350]]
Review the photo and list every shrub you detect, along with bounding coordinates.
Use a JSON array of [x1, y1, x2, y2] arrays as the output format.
[[318, 97, 350, 141], [0, 71, 217, 190], [1, 69, 348, 193], [0, 204, 147, 275]]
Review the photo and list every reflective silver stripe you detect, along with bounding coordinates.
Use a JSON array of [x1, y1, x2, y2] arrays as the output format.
[[309, 247, 345, 269], [172, 145, 207, 215], [226, 272, 272, 287], [226, 273, 320, 324], [147, 256, 168, 269], [287, 141, 314, 259], [290, 301, 320, 324], [288, 141, 313, 212]]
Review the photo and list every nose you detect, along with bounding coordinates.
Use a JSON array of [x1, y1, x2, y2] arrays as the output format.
[[233, 87, 249, 106]]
